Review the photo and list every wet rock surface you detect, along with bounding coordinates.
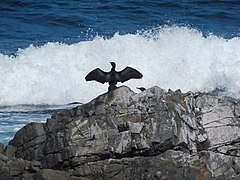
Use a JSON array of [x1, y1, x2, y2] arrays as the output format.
[[1, 86, 240, 179]]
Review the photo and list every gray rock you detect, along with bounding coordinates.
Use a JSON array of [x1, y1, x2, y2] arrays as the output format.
[[0, 143, 4, 154], [35, 169, 70, 180], [3, 86, 240, 179], [8, 158, 25, 176], [22, 174, 36, 180], [29, 160, 42, 172], [4, 145, 16, 159], [9, 122, 46, 160], [0, 153, 8, 162]]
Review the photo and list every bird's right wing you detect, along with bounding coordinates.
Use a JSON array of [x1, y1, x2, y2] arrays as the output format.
[[118, 67, 143, 83], [85, 68, 108, 84]]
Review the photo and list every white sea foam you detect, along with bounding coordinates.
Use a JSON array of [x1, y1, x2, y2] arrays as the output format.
[[0, 26, 240, 105], [0, 124, 25, 132]]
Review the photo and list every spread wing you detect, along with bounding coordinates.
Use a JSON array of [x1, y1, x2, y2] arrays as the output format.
[[85, 68, 108, 84], [117, 67, 143, 83]]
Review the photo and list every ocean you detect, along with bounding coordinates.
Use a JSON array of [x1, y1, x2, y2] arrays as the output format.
[[0, 0, 240, 146]]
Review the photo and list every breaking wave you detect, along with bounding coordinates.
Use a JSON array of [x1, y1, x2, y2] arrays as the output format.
[[0, 26, 240, 105]]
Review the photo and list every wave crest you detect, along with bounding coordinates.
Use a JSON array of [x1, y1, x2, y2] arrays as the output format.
[[0, 26, 240, 105]]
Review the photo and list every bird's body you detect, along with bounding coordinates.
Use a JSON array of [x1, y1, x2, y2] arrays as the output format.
[[137, 87, 146, 92], [85, 62, 143, 91]]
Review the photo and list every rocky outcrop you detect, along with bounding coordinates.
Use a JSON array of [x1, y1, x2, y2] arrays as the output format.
[[1, 86, 240, 179]]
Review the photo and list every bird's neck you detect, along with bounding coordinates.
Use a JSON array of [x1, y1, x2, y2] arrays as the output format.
[[111, 65, 116, 71]]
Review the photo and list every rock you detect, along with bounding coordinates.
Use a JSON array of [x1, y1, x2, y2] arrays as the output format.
[[36, 169, 70, 180], [9, 122, 46, 160], [0, 153, 8, 162], [200, 151, 240, 178], [22, 174, 36, 180], [29, 160, 42, 172], [0, 143, 4, 154], [2, 86, 240, 179], [4, 145, 16, 158], [8, 158, 25, 176]]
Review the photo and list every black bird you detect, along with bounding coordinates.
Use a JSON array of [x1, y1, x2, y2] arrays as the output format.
[[85, 62, 143, 91], [137, 87, 146, 92]]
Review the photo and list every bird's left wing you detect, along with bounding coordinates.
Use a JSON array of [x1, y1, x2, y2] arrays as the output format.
[[85, 68, 108, 84], [117, 67, 143, 83]]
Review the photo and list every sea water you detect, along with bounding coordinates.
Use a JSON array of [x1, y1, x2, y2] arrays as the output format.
[[0, 0, 240, 145]]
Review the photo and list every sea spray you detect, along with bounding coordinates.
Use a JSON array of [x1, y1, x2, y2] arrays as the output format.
[[0, 26, 240, 105]]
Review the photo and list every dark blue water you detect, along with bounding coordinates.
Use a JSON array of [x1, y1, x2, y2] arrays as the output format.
[[1, 0, 240, 146], [1, 0, 240, 55]]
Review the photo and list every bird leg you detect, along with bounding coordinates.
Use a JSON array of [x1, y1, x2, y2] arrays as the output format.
[[108, 85, 117, 91]]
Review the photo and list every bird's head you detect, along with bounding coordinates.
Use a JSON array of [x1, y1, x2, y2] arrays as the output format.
[[110, 62, 116, 70]]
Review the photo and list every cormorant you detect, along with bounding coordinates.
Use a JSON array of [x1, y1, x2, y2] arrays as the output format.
[[85, 62, 143, 91], [137, 87, 146, 92]]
